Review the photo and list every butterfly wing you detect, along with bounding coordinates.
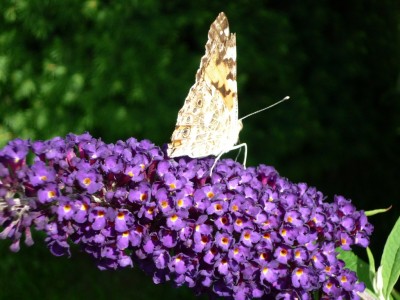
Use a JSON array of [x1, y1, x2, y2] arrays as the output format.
[[168, 12, 242, 158]]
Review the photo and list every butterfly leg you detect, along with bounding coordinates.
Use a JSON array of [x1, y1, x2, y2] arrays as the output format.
[[234, 146, 242, 162], [234, 143, 247, 169], [209, 152, 225, 175], [209, 143, 248, 176]]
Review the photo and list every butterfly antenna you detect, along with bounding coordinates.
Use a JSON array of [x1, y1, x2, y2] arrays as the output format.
[[239, 96, 290, 121]]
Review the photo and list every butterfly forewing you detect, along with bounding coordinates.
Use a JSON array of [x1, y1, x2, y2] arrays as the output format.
[[167, 12, 242, 159]]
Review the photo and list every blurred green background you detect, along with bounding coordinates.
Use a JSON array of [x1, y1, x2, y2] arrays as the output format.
[[0, 1, 399, 299]]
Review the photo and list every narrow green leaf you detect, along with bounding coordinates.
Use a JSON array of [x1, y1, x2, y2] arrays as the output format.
[[367, 247, 376, 285], [358, 288, 379, 300], [381, 217, 400, 298], [365, 206, 392, 217], [372, 266, 385, 299]]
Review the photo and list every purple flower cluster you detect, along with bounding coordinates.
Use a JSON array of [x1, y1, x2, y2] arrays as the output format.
[[0, 133, 373, 299]]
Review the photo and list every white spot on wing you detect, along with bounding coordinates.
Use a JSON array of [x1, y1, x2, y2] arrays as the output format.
[[225, 46, 236, 60]]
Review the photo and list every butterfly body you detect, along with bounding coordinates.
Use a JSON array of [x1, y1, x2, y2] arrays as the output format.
[[168, 12, 246, 166]]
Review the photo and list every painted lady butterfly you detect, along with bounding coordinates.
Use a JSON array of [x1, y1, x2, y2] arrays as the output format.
[[167, 12, 289, 173]]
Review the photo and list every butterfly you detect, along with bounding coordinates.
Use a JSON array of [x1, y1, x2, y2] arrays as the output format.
[[167, 12, 247, 173], [167, 12, 290, 173]]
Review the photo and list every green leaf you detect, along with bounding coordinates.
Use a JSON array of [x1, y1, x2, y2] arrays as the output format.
[[358, 288, 379, 300], [365, 206, 392, 217], [392, 288, 400, 300], [381, 217, 400, 298], [372, 266, 385, 300], [337, 248, 373, 290], [367, 247, 376, 285]]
